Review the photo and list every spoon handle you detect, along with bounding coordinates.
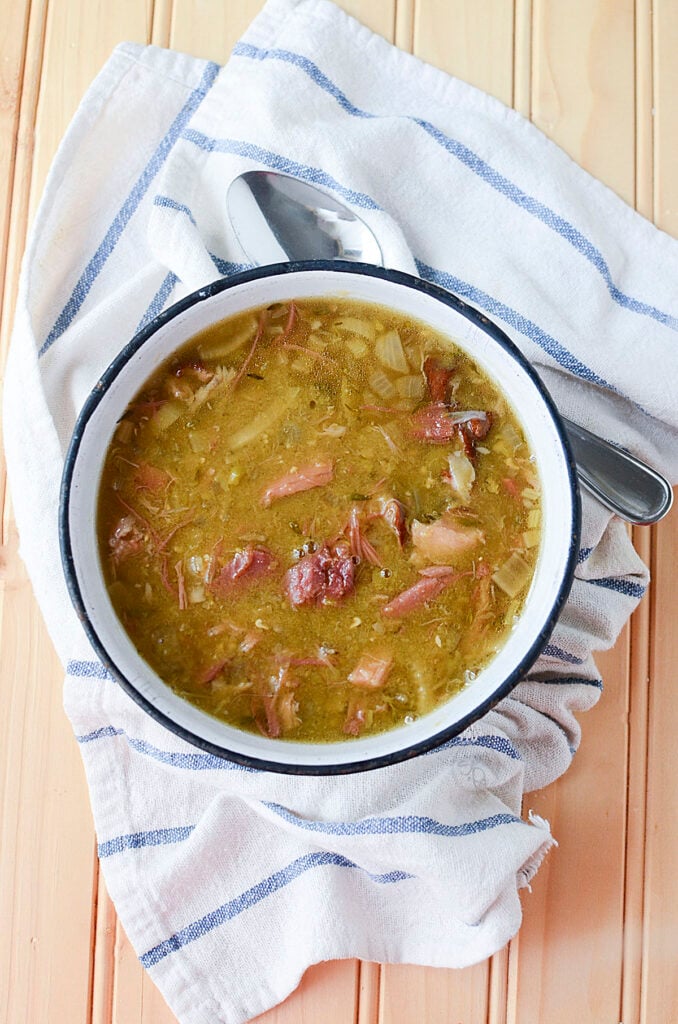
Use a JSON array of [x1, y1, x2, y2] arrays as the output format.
[[562, 417, 673, 525]]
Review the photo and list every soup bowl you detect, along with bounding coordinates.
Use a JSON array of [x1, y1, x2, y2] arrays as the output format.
[[60, 261, 579, 774]]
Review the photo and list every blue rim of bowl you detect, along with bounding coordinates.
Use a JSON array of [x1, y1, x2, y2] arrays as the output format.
[[59, 260, 581, 775]]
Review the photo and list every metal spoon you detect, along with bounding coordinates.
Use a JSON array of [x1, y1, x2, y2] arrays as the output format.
[[227, 170, 673, 525]]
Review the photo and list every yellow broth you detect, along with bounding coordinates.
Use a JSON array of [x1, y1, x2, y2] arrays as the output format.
[[97, 298, 541, 742]]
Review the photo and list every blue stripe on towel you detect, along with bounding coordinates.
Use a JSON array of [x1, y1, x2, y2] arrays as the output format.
[[153, 194, 198, 225], [98, 825, 195, 858], [527, 675, 603, 689], [262, 802, 520, 838], [577, 546, 594, 564], [586, 576, 647, 599], [233, 42, 678, 333], [541, 644, 585, 665], [126, 735, 257, 771], [234, 42, 374, 120], [136, 271, 179, 332], [134, 257, 250, 331], [39, 61, 220, 357], [182, 129, 380, 210], [139, 852, 412, 967], [75, 725, 257, 772], [416, 260, 617, 392], [76, 725, 124, 743], [67, 659, 111, 679], [432, 734, 521, 759], [209, 252, 252, 276]]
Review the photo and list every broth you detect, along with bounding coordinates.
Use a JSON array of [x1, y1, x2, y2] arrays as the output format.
[[97, 298, 541, 742]]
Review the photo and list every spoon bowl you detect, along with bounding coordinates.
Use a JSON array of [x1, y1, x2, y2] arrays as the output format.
[[226, 169, 673, 525], [227, 170, 383, 266]]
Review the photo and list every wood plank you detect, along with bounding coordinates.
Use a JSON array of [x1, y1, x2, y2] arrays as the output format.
[[0, 0, 31, 313], [28, 0, 154, 225], [0, 0, 46, 346], [623, 520, 652, 1024], [509, 3, 637, 1022], [620, 5, 654, 1021], [0, 520, 98, 1022], [169, 0, 264, 63], [357, 961, 380, 1023], [381, 962, 490, 1024], [531, 0, 635, 204], [413, 0, 514, 102], [513, 0, 532, 118], [652, 0, 678, 235], [394, 0, 414, 54], [331, 0, 397, 39], [508, 645, 630, 1024], [170, 0, 397, 64], [91, 873, 117, 1024], [487, 946, 509, 1024], [152, 0, 173, 49], [0, 0, 100, 1021], [112, 918, 178, 1024], [642, 518, 678, 1023], [2, 2, 161, 1023], [252, 961, 360, 1024], [640, 5, 678, 1021]]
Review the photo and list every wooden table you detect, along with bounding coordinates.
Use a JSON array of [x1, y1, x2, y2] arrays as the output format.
[[1, 2, 676, 1021]]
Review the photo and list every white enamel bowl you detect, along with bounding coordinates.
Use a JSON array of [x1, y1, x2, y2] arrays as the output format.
[[60, 262, 579, 774]]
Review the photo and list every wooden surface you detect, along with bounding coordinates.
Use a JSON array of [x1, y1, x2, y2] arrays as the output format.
[[1, 1, 676, 1022]]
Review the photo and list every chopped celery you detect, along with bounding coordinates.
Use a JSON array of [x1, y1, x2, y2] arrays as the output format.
[[492, 552, 532, 598]]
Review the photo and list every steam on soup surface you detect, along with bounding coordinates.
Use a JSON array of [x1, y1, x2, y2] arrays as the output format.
[[98, 298, 541, 742]]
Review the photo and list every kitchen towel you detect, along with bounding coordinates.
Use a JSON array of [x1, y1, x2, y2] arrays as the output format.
[[4, 1, 677, 1021]]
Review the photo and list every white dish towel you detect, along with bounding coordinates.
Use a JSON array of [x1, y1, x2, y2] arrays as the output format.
[[5, 1, 678, 1021]]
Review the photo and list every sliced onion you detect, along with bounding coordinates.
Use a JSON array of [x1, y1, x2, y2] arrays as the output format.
[[227, 387, 300, 450], [333, 317, 375, 341], [445, 451, 476, 503], [198, 319, 257, 360], [395, 374, 425, 400], [369, 369, 396, 399], [375, 329, 409, 374], [344, 335, 368, 358]]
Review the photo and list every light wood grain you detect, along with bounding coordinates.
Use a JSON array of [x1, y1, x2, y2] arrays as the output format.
[[620, 7, 654, 1022], [28, 0, 154, 225], [1, 1, 677, 1023], [641, 6, 678, 1020], [91, 874, 117, 1024], [252, 961, 360, 1024], [413, 0, 514, 103], [0, 0, 31, 312], [510, 4, 637, 1023], [0, 1, 97, 1023], [381, 962, 490, 1024], [112, 915, 179, 1024]]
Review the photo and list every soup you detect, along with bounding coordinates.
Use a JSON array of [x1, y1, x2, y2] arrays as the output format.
[[97, 298, 541, 742]]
